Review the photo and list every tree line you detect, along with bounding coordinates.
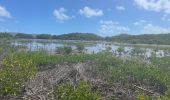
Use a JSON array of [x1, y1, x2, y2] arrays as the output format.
[[1, 32, 170, 45], [0, 32, 103, 40]]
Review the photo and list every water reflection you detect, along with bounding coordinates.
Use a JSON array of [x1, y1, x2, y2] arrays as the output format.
[[12, 39, 170, 58]]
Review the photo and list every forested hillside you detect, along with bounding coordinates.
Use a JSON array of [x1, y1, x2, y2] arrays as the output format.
[[55, 33, 103, 40], [1, 32, 170, 45], [107, 33, 170, 45]]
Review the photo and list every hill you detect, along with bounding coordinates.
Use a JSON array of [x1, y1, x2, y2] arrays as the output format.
[[54, 33, 103, 41], [107, 33, 170, 45], [1, 32, 170, 45]]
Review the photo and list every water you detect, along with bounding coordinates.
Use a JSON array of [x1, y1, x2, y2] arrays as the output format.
[[11, 39, 170, 58]]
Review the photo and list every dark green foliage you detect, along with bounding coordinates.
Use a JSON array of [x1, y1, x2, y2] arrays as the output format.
[[36, 34, 52, 39], [0, 33, 13, 38], [15, 33, 34, 39], [117, 46, 125, 55], [131, 47, 146, 55], [55, 33, 103, 40], [76, 43, 85, 53], [108, 33, 170, 45], [53, 81, 101, 100], [3, 32, 170, 45], [56, 46, 73, 55]]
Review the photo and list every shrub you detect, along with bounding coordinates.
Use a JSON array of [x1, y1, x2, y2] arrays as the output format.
[[0, 53, 37, 96], [53, 81, 101, 100], [76, 43, 85, 53], [57, 46, 72, 55], [117, 46, 125, 55]]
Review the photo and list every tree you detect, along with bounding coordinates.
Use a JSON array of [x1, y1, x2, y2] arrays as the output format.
[[117, 46, 125, 56], [36, 34, 52, 39], [56, 46, 72, 55], [76, 43, 85, 53], [0, 32, 13, 38], [15, 33, 34, 39]]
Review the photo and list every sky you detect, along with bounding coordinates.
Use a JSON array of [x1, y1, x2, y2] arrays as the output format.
[[0, 0, 170, 36]]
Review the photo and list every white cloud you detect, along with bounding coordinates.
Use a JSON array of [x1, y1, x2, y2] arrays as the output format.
[[99, 20, 129, 36], [133, 20, 170, 34], [79, 6, 103, 18], [116, 6, 125, 11], [141, 24, 170, 34], [161, 14, 170, 21], [133, 20, 147, 26], [134, 0, 170, 14], [0, 6, 11, 18], [53, 8, 72, 23]]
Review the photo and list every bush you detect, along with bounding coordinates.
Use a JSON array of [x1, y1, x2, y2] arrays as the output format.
[[76, 43, 85, 53], [117, 46, 125, 55], [0, 53, 37, 96], [53, 81, 101, 100], [57, 46, 72, 55]]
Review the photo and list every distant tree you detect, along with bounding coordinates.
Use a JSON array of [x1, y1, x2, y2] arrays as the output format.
[[108, 33, 170, 45], [51, 35, 58, 39], [15, 33, 34, 39], [105, 45, 112, 53], [76, 43, 85, 53], [55, 33, 103, 40], [117, 46, 125, 56], [0, 32, 13, 38], [36, 34, 52, 39], [56, 46, 72, 55]]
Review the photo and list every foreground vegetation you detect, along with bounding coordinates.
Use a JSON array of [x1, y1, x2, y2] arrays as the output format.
[[0, 50, 170, 99], [0, 38, 170, 99]]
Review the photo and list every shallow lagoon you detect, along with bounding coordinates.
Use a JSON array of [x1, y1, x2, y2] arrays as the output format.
[[12, 39, 170, 58]]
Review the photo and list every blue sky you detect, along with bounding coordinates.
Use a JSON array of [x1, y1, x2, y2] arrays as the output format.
[[0, 0, 170, 36]]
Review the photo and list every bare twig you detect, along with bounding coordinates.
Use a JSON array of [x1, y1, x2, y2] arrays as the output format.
[[132, 84, 154, 94]]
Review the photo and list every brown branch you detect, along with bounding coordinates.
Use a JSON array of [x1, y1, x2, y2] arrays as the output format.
[[132, 84, 154, 94]]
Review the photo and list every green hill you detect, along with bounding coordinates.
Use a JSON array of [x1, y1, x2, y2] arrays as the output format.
[[55, 33, 103, 41], [107, 33, 170, 45]]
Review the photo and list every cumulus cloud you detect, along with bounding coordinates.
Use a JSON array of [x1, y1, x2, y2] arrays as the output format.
[[0, 6, 11, 18], [116, 6, 125, 11], [79, 6, 103, 18], [133, 20, 147, 26], [134, 0, 170, 14], [134, 20, 170, 34], [53, 8, 72, 23], [161, 14, 170, 21], [141, 24, 170, 34], [99, 20, 129, 36]]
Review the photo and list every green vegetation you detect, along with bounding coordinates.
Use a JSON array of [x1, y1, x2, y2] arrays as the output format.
[[0, 53, 37, 96], [0, 51, 168, 99], [55, 33, 103, 40], [36, 34, 52, 39], [14, 33, 103, 41], [0, 33, 13, 38], [15, 33, 34, 39], [116, 46, 125, 55], [3, 32, 170, 45], [54, 81, 101, 100], [1, 37, 170, 99], [131, 47, 147, 56], [76, 43, 85, 53], [56, 46, 73, 55], [108, 33, 170, 45]]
